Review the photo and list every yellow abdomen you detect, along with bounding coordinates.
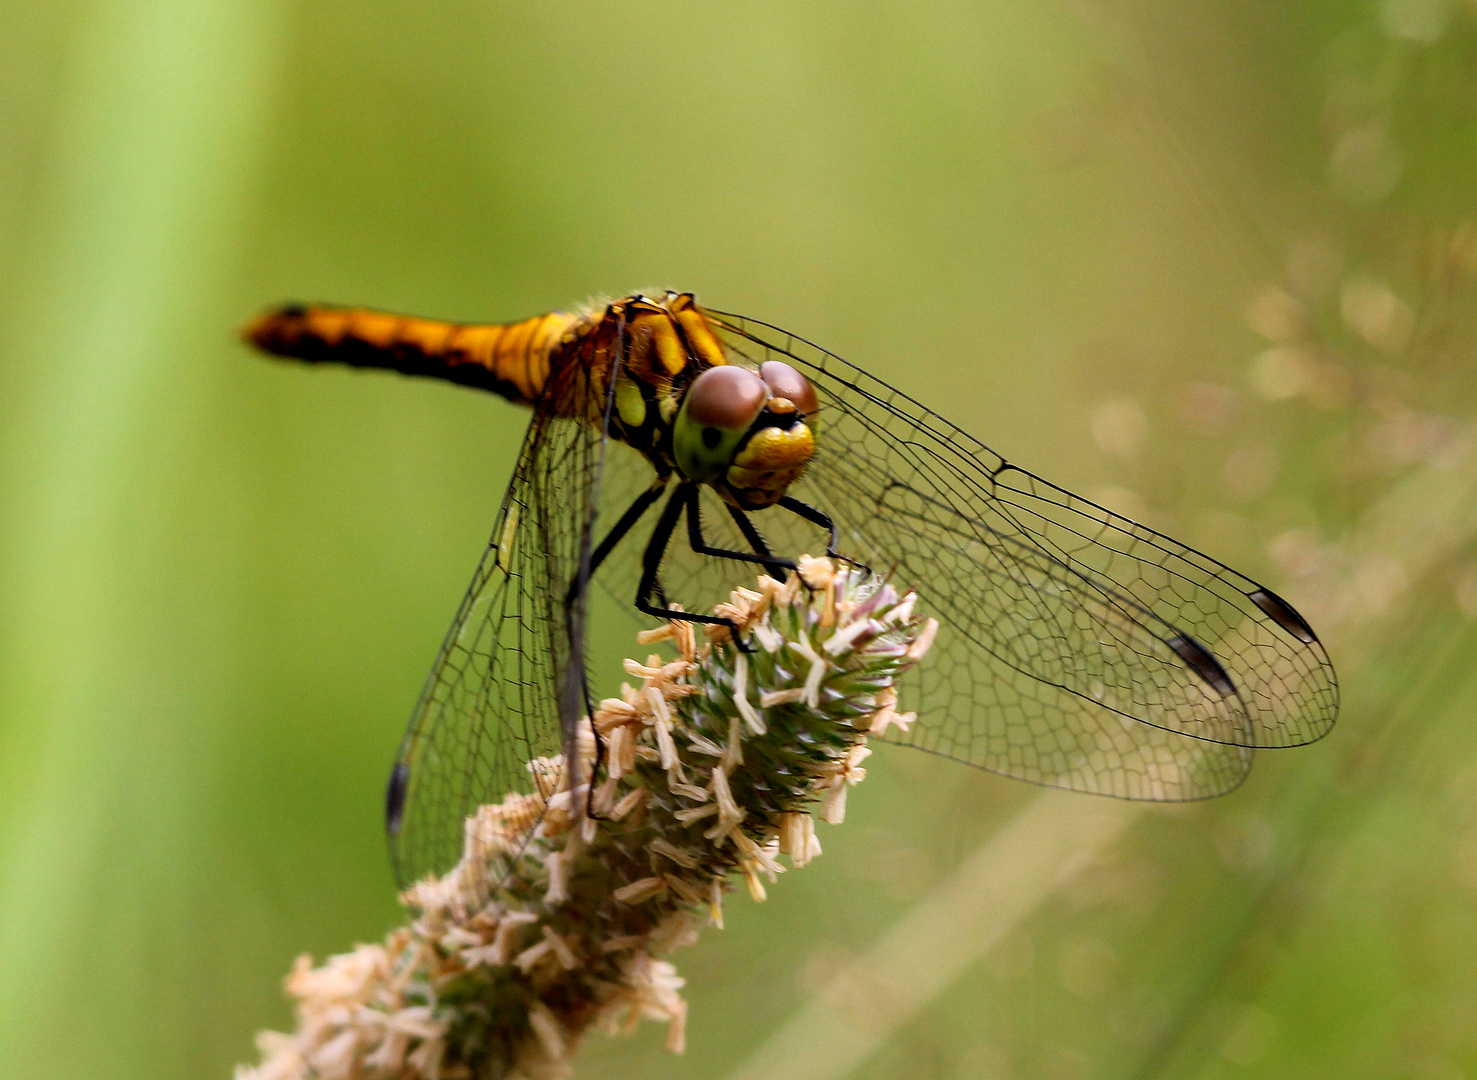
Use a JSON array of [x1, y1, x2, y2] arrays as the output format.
[[244, 304, 586, 409]]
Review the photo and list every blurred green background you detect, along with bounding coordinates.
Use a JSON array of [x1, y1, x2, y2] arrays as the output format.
[[5, 1, 1477, 1077]]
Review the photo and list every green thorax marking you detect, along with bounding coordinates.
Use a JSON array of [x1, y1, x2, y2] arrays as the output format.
[[606, 352, 693, 473]]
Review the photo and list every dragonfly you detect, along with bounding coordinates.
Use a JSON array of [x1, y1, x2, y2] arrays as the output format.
[[246, 291, 1339, 888]]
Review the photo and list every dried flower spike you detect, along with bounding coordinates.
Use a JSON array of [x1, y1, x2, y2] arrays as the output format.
[[236, 558, 935, 1080]]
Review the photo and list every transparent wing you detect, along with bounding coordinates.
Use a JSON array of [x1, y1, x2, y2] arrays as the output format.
[[387, 366, 609, 889], [706, 307, 1339, 801]]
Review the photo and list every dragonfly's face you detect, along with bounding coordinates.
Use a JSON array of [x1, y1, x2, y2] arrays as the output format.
[[673, 360, 818, 509]]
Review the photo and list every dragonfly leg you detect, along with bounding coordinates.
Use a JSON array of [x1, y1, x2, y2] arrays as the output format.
[[589, 476, 669, 576], [685, 486, 794, 577], [722, 503, 798, 581], [636, 483, 753, 649], [563, 475, 669, 613], [566, 475, 670, 815], [776, 494, 840, 556], [584, 712, 609, 821]]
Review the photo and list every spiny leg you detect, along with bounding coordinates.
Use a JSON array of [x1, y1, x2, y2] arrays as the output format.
[[636, 483, 751, 646], [777, 494, 839, 556], [590, 475, 670, 577], [723, 503, 799, 582], [564, 473, 668, 814], [562, 475, 669, 613], [684, 485, 794, 578]]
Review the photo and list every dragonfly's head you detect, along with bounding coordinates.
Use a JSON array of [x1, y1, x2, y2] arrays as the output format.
[[673, 361, 818, 509]]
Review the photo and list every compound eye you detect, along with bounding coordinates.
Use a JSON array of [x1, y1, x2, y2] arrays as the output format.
[[760, 360, 819, 414], [685, 365, 768, 431]]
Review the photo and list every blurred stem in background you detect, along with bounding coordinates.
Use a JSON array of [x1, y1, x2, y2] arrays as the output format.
[[0, 0, 288, 1075]]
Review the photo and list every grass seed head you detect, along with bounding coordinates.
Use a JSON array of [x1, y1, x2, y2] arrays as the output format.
[[236, 558, 934, 1080]]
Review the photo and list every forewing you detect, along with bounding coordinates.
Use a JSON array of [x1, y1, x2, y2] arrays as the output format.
[[706, 308, 1338, 801], [387, 380, 606, 889]]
